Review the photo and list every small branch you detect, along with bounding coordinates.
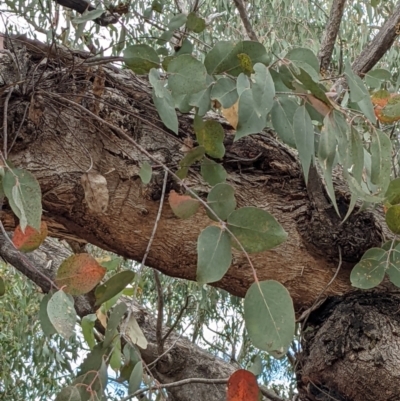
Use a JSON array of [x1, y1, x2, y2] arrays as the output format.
[[154, 270, 164, 354], [162, 295, 190, 343], [232, 0, 259, 42], [318, 0, 346, 72], [352, 4, 400, 75], [2, 87, 13, 159]]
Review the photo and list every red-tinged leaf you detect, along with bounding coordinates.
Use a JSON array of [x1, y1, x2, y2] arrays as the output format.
[[169, 190, 200, 219], [227, 370, 260, 401], [56, 253, 106, 296], [12, 221, 48, 252]]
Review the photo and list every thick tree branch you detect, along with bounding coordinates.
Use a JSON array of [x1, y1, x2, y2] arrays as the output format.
[[232, 0, 259, 41], [318, 0, 346, 73], [352, 4, 400, 75]]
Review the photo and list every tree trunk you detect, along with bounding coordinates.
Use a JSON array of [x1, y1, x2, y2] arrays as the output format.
[[1, 36, 398, 401]]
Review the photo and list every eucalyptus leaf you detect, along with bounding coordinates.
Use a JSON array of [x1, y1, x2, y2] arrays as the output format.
[[95, 271, 135, 306], [124, 45, 160, 74], [350, 258, 386, 289], [201, 158, 227, 186], [129, 362, 143, 394], [270, 98, 297, 147], [206, 183, 236, 221], [47, 290, 76, 340], [211, 77, 238, 108]]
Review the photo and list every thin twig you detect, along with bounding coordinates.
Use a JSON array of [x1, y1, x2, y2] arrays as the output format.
[[9, 102, 29, 154], [154, 270, 165, 354], [232, 0, 259, 42], [2, 87, 13, 159], [162, 295, 191, 343]]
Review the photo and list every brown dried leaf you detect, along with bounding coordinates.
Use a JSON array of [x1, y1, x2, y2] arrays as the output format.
[[221, 101, 238, 129], [81, 172, 109, 213]]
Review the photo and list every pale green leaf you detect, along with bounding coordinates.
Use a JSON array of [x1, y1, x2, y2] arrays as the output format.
[[201, 158, 227, 186], [124, 45, 160, 74], [206, 183, 236, 221], [129, 362, 143, 394], [195, 120, 225, 158], [47, 290, 76, 340], [251, 63, 275, 118], [350, 258, 386, 289], [95, 271, 135, 306], [104, 302, 127, 348], [73, 9, 104, 23], [270, 98, 297, 148], [211, 77, 238, 108], [81, 314, 97, 350], [244, 280, 295, 353], [139, 162, 152, 184], [152, 88, 179, 134]]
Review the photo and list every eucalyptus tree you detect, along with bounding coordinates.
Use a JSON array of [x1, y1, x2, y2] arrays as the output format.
[[1, 0, 400, 400]]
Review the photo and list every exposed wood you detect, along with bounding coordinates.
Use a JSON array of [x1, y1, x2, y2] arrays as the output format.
[[318, 0, 346, 72]]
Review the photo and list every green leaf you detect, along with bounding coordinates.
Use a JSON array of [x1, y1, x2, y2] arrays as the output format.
[[205, 41, 269, 77], [248, 355, 263, 376], [39, 293, 57, 337], [3, 167, 42, 232], [244, 280, 295, 353], [152, 0, 163, 12], [189, 84, 212, 116], [179, 145, 206, 168], [186, 12, 206, 33], [73, 8, 105, 23], [286, 48, 319, 72], [101, 256, 123, 271], [386, 205, 400, 234], [195, 120, 225, 158], [387, 244, 400, 286], [370, 130, 391, 193], [365, 69, 391, 88], [110, 337, 122, 371], [95, 270, 136, 306], [227, 207, 287, 253], [350, 258, 386, 289], [197, 226, 232, 284], [237, 73, 250, 95], [125, 314, 148, 349], [47, 290, 76, 340], [0, 276, 4, 297], [168, 13, 187, 29], [129, 362, 143, 394], [206, 183, 236, 221], [152, 88, 179, 134], [270, 98, 297, 147], [175, 38, 194, 56], [211, 77, 238, 108], [201, 158, 227, 186], [251, 64, 275, 118], [139, 162, 152, 184], [124, 44, 160, 74], [55, 386, 81, 401], [81, 314, 97, 350], [235, 89, 267, 140], [168, 55, 207, 95], [293, 105, 314, 184], [104, 302, 127, 348], [385, 178, 400, 205]]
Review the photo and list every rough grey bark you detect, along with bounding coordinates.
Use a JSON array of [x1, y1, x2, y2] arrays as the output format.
[[318, 0, 346, 72]]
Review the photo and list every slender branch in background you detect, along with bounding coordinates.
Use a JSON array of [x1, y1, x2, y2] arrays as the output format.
[[2, 87, 13, 158], [154, 270, 165, 354], [162, 295, 190, 343], [352, 4, 400, 75], [232, 0, 259, 42], [318, 0, 346, 73]]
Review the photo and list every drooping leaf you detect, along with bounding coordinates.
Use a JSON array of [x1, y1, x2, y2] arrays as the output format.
[[139, 162, 152, 184], [285, 47, 319, 72], [227, 207, 287, 253], [152, 88, 179, 134], [186, 12, 206, 33], [56, 254, 106, 296], [189, 84, 212, 116], [201, 158, 227, 186], [95, 270, 135, 306], [293, 105, 314, 183], [55, 386, 81, 401], [3, 166, 42, 232], [206, 183, 236, 221], [47, 290, 76, 340], [205, 41, 269, 76], [110, 336, 122, 372], [103, 302, 127, 348], [12, 221, 47, 252], [129, 362, 143, 395], [125, 314, 148, 349], [39, 293, 57, 337], [124, 44, 160, 74], [227, 370, 260, 401], [244, 280, 295, 353], [169, 190, 200, 219], [386, 205, 400, 235], [195, 120, 225, 158], [81, 314, 97, 350], [270, 97, 297, 147], [251, 64, 275, 118], [235, 88, 267, 140], [370, 130, 391, 193], [211, 77, 238, 108], [197, 226, 232, 284], [350, 258, 386, 289], [167, 55, 207, 95]]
